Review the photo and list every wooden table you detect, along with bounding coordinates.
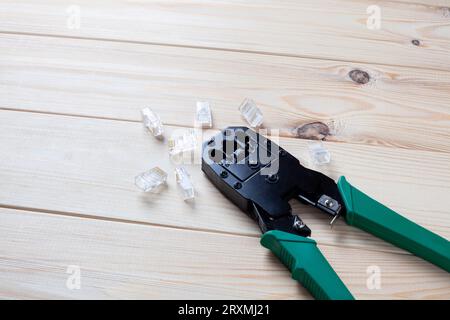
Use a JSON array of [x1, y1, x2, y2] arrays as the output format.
[[0, 0, 449, 299]]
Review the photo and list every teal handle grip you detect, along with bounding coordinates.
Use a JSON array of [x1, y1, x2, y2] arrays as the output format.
[[338, 176, 450, 272], [261, 230, 354, 300]]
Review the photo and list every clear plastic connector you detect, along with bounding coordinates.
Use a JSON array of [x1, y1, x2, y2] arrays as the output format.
[[175, 166, 195, 201], [239, 98, 263, 128], [195, 101, 212, 128], [168, 129, 199, 161], [135, 167, 168, 192], [142, 107, 164, 138], [308, 141, 331, 165]]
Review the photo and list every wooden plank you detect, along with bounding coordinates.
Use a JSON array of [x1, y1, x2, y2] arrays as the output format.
[[0, 109, 448, 255], [0, 0, 450, 70], [0, 208, 449, 299], [1, 34, 450, 152]]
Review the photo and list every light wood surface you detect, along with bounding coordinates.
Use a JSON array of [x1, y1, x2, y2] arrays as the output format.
[[0, 208, 448, 300], [1, 0, 450, 70], [1, 33, 450, 152], [0, 0, 449, 299]]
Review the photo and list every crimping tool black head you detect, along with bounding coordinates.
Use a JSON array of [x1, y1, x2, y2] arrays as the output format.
[[201, 126, 345, 238]]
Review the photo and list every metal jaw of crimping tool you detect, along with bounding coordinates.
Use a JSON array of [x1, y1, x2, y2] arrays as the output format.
[[202, 127, 450, 300]]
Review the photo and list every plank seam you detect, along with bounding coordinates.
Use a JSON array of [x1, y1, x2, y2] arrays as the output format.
[[0, 203, 413, 257], [1, 107, 448, 155]]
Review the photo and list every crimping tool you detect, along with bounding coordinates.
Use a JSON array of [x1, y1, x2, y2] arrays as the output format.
[[202, 126, 450, 300]]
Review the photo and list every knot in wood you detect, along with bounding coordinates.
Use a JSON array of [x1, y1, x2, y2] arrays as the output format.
[[349, 69, 370, 84]]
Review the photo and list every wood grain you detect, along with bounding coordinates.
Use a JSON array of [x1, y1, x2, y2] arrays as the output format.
[[0, 0, 450, 70], [0, 208, 448, 299], [1, 34, 450, 152], [0, 109, 448, 255]]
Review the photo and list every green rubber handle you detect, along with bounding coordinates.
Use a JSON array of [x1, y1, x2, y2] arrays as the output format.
[[261, 230, 354, 300], [338, 176, 450, 272]]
